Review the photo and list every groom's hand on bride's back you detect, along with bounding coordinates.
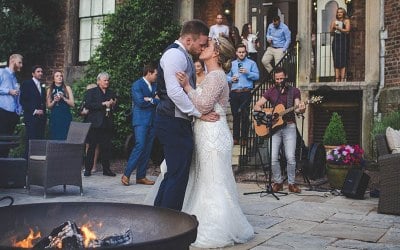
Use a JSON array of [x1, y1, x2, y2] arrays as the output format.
[[200, 111, 220, 122]]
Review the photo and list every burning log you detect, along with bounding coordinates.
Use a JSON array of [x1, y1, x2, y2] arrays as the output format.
[[31, 221, 132, 249]]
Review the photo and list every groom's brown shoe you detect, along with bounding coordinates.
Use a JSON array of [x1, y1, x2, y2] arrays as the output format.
[[136, 178, 155, 185], [121, 175, 130, 186]]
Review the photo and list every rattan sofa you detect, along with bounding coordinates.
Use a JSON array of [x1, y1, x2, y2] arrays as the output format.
[[27, 122, 91, 198], [375, 134, 400, 215]]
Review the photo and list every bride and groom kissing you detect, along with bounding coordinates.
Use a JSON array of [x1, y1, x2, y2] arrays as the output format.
[[145, 20, 254, 248]]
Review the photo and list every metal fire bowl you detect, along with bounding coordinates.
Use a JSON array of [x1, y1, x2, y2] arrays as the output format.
[[0, 202, 198, 250]]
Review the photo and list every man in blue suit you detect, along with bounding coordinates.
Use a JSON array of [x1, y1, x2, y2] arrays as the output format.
[[20, 65, 47, 159], [121, 64, 159, 186]]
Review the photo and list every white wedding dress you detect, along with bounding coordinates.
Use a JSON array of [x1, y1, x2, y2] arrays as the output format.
[[144, 70, 254, 248]]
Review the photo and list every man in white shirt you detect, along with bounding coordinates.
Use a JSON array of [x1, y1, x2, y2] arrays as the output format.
[[209, 14, 229, 38]]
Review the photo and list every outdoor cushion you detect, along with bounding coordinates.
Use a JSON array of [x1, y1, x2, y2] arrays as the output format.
[[386, 127, 400, 154], [29, 155, 46, 161]]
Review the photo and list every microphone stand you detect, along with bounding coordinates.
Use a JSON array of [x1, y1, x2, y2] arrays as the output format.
[[244, 86, 288, 199]]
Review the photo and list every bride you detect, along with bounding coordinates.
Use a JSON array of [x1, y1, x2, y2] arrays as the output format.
[[145, 36, 254, 248]]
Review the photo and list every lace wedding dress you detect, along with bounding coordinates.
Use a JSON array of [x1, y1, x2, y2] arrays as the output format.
[[144, 70, 254, 248]]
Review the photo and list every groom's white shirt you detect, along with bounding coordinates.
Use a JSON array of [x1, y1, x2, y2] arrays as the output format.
[[160, 40, 201, 119]]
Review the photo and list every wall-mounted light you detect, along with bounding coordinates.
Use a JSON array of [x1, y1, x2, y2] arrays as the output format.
[[345, 0, 353, 17], [313, 1, 317, 12], [223, 1, 232, 16]]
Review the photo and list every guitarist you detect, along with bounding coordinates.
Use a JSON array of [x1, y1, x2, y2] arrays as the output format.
[[253, 67, 305, 193]]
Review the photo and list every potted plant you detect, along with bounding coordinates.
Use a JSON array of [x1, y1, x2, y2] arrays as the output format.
[[323, 112, 347, 149], [326, 144, 365, 189]]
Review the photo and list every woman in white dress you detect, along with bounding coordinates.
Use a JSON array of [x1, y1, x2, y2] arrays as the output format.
[[146, 36, 254, 248]]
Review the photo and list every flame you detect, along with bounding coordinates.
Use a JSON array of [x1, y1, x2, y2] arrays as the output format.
[[80, 223, 97, 247], [13, 228, 41, 248]]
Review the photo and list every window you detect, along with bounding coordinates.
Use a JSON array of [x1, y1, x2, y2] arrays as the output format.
[[79, 0, 115, 62]]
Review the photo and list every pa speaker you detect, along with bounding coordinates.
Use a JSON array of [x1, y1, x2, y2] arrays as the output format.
[[341, 169, 370, 199]]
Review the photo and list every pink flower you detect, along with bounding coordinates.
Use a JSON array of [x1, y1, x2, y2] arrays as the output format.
[[327, 144, 364, 166]]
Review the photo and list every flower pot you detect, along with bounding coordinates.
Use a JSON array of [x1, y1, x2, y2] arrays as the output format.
[[326, 164, 360, 189]]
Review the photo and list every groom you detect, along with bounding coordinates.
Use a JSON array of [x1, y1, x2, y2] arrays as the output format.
[[154, 20, 219, 211]]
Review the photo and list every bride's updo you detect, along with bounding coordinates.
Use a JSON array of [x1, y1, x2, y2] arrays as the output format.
[[214, 36, 235, 73]]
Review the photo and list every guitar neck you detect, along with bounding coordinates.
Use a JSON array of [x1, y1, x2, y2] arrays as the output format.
[[278, 100, 310, 116]]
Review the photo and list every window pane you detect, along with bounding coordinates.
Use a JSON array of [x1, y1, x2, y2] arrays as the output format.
[[103, 0, 115, 14], [80, 18, 92, 40], [79, 0, 91, 17], [91, 38, 101, 56], [92, 17, 104, 39], [91, 0, 103, 16], [79, 40, 91, 62]]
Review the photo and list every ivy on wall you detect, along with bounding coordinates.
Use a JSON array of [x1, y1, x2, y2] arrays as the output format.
[[73, 0, 180, 155]]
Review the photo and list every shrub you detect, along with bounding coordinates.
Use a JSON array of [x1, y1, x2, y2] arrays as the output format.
[[323, 112, 347, 146]]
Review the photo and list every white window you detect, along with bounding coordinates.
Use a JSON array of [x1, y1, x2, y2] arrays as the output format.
[[79, 0, 115, 62]]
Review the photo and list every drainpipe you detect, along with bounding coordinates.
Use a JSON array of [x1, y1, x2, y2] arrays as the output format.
[[374, 0, 387, 117]]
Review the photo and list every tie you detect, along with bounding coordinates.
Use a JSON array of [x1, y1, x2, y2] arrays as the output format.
[[36, 82, 41, 94]]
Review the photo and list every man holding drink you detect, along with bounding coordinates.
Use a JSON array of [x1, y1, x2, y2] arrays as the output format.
[[227, 44, 259, 145]]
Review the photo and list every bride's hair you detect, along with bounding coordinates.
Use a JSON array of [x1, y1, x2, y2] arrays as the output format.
[[214, 36, 235, 73]]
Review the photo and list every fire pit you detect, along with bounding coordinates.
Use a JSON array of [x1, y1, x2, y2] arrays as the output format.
[[0, 202, 198, 249]]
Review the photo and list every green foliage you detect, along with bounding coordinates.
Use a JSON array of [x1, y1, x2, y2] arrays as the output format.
[[372, 110, 400, 137], [73, 0, 180, 155], [323, 112, 347, 145], [0, 0, 61, 69]]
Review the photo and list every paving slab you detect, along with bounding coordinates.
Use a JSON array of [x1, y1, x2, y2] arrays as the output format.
[[1, 172, 400, 250], [309, 221, 387, 242]]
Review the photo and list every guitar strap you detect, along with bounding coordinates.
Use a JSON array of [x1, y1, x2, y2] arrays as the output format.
[[287, 86, 294, 109]]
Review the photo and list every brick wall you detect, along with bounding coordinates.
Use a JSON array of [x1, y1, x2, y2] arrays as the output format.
[[42, 1, 68, 84], [194, 0, 234, 27], [384, 0, 400, 87], [347, 0, 366, 81]]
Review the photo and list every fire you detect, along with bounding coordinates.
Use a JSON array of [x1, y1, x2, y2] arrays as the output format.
[[13, 228, 41, 248], [80, 223, 98, 247]]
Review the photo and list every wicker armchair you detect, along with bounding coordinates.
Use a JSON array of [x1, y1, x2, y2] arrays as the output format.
[[27, 122, 91, 198], [375, 134, 400, 215]]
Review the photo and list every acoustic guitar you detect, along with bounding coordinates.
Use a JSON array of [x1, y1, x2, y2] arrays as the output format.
[[253, 96, 323, 137]]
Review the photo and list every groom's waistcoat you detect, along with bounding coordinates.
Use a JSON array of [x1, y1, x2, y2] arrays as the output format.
[[156, 43, 196, 120]]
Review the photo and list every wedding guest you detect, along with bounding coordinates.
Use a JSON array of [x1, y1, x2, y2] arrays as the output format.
[[209, 14, 229, 38], [241, 23, 259, 62], [84, 72, 117, 177], [46, 71, 74, 140], [330, 7, 351, 82], [0, 54, 23, 157], [20, 65, 46, 159], [81, 83, 99, 173], [121, 64, 159, 186], [194, 59, 206, 86], [261, 16, 291, 73], [227, 44, 260, 145]]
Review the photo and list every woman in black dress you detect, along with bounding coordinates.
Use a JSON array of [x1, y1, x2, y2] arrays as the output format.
[[330, 7, 351, 82]]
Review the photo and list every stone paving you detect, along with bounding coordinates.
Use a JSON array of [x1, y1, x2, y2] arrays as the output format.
[[1, 171, 399, 250]]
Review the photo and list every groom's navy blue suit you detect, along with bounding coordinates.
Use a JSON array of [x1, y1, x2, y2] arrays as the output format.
[[154, 43, 197, 211]]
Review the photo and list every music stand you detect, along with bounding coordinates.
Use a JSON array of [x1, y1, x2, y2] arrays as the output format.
[[243, 110, 288, 200]]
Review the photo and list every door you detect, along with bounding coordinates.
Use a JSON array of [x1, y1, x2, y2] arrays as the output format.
[[316, 0, 346, 79]]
